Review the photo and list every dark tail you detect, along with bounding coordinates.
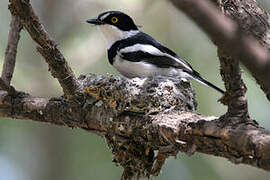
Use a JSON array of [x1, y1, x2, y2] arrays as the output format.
[[190, 73, 225, 94]]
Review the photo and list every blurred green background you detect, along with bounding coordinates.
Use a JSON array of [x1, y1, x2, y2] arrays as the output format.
[[0, 0, 270, 179]]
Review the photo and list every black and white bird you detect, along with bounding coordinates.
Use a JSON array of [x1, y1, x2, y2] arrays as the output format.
[[86, 11, 224, 94]]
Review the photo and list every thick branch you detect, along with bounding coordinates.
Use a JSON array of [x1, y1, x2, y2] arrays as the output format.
[[220, 0, 270, 100], [8, 0, 81, 96], [218, 50, 248, 118], [0, 74, 269, 175], [215, 2, 248, 119], [169, 0, 270, 100], [220, 0, 270, 51], [2, 15, 22, 86]]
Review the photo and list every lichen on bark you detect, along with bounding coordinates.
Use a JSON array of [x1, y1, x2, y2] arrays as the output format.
[[79, 73, 197, 178]]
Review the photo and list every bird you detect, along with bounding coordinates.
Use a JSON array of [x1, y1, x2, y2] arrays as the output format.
[[86, 11, 224, 94]]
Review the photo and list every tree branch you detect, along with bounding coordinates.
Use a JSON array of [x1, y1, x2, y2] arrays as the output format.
[[0, 78, 16, 94], [2, 15, 22, 86], [0, 15, 22, 95], [0, 74, 269, 178], [8, 0, 82, 96], [169, 0, 270, 101], [219, 0, 270, 100], [218, 49, 249, 118], [215, 2, 249, 119]]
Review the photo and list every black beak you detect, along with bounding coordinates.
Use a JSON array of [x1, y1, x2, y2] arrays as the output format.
[[86, 18, 104, 25]]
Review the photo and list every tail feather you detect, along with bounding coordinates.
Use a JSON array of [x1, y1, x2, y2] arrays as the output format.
[[190, 73, 225, 94]]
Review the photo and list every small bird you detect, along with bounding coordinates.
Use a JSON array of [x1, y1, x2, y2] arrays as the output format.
[[86, 11, 224, 94]]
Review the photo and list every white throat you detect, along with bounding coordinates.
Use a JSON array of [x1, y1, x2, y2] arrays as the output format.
[[98, 25, 139, 49]]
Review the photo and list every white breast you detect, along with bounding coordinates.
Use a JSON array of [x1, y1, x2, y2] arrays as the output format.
[[113, 57, 158, 78], [112, 55, 191, 79]]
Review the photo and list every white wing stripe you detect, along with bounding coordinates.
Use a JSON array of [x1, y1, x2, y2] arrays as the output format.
[[121, 44, 164, 55], [100, 13, 110, 20], [120, 44, 192, 71]]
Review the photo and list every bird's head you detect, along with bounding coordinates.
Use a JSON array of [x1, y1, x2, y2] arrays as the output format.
[[87, 11, 139, 48]]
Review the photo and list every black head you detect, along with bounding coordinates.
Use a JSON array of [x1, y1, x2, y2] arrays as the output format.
[[87, 11, 138, 31]]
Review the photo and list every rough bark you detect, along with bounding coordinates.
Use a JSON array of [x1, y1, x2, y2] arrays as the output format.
[[0, 74, 269, 178], [0, 78, 16, 94], [2, 15, 22, 85], [218, 49, 248, 118], [0, 15, 21, 95], [220, 0, 270, 100]]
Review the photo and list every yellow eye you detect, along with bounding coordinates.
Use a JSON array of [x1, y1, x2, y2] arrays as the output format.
[[111, 17, 118, 23]]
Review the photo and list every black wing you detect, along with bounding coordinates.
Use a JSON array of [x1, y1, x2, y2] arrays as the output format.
[[121, 51, 182, 69], [116, 32, 194, 72]]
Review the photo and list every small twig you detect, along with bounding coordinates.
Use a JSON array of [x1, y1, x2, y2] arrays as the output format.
[[216, 0, 224, 13], [9, 0, 82, 96], [2, 15, 22, 86], [121, 169, 134, 180], [151, 152, 167, 176], [0, 15, 21, 95]]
